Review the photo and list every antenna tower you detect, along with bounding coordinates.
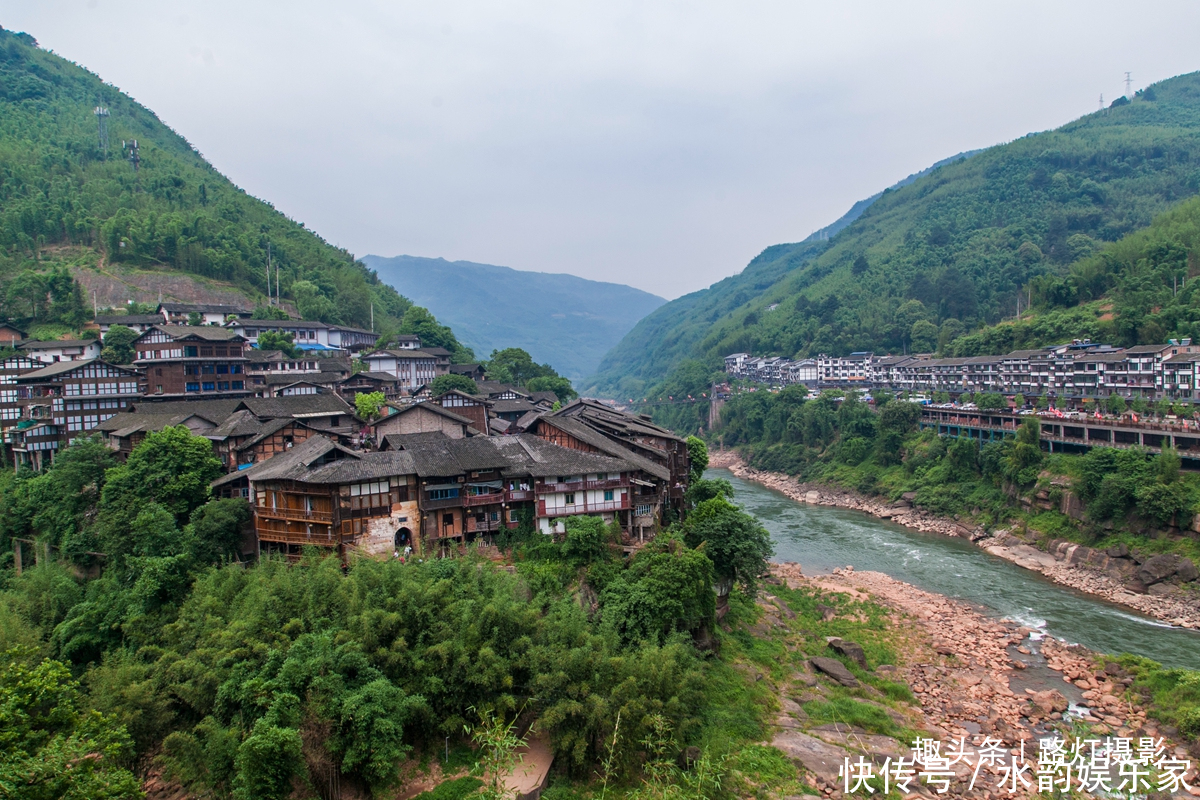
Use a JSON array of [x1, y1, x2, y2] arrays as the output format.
[[122, 139, 140, 172], [1099, 93, 1104, 112], [93, 105, 109, 156], [1125, 72, 1133, 99]]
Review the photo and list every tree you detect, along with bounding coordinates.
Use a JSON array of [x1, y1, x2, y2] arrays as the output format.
[[1106, 394, 1127, 415], [187, 311, 204, 326], [0, 650, 141, 800], [252, 304, 290, 321], [291, 279, 338, 322], [682, 497, 773, 595], [685, 435, 709, 485], [256, 330, 300, 359], [526, 375, 576, 403], [851, 254, 868, 275], [976, 392, 1007, 411], [486, 348, 557, 387], [100, 324, 138, 365], [430, 374, 478, 397], [354, 390, 387, 421], [100, 426, 223, 527], [187, 497, 252, 564], [599, 535, 716, 645], [232, 720, 304, 800], [910, 319, 938, 352]]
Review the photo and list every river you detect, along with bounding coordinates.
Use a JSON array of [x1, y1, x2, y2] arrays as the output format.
[[711, 468, 1200, 669]]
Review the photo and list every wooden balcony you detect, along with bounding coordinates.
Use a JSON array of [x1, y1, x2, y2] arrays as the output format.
[[422, 495, 462, 510], [462, 492, 504, 507], [256, 505, 333, 523], [505, 489, 532, 502], [537, 497, 629, 516], [255, 521, 339, 547], [466, 517, 503, 533], [535, 477, 628, 494]]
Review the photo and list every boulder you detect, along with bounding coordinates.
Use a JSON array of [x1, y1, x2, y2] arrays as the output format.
[[1106, 543, 1130, 558], [827, 638, 868, 669], [1030, 689, 1070, 714], [1177, 558, 1199, 583], [901, 491, 918, 502], [804, 491, 819, 504], [1123, 578, 1149, 595], [815, 603, 837, 621], [1192, 513, 1200, 534], [890, 499, 911, 509], [771, 730, 852, 785], [1136, 554, 1181, 586], [810, 657, 859, 687]]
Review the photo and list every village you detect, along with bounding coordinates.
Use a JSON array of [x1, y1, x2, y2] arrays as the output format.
[[724, 339, 1200, 403], [0, 302, 692, 563]]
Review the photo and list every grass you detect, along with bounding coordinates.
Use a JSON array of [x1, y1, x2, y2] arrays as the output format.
[[801, 696, 899, 737], [410, 776, 483, 800], [1115, 654, 1200, 739]]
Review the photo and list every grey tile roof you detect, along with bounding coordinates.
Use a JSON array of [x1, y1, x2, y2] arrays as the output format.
[[535, 415, 670, 481], [553, 398, 684, 443], [94, 410, 221, 437], [371, 401, 472, 427], [145, 325, 244, 341], [241, 394, 353, 418], [16, 358, 139, 382], [95, 315, 164, 325], [490, 398, 538, 414], [19, 339, 98, 349]]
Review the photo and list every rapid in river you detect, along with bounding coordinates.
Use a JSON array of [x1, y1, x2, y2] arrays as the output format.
[[711, 468, 1200, 669]]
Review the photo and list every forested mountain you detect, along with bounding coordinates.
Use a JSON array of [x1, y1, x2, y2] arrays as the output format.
[[362, 254, 665, 380], [0, 26, 461, 344], [585, 73, 1200, 400]]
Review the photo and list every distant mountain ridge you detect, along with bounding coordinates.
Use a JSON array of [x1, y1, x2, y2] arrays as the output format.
[[362, 255, 665, 380], [584, 72, 1200, 401]]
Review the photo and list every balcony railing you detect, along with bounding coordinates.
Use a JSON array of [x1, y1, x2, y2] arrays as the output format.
[[463, 492, 504, 507], [256, 506, 333, 523], [505, 489, 531, 502], [538, 497, 630, 516], [255, 523, 338, 546], [422, 495, 463, 510], [535, 477, 628, 494], [466, 517, 503, 533]]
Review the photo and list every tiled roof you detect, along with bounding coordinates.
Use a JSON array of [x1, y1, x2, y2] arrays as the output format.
[[371, 401, 472, 427], [19, 339, 98, 349], [143, 325, 244, 342], [535, 415, 669, 481], [95, 315, 164, 325], [16, 358, 139, 381]]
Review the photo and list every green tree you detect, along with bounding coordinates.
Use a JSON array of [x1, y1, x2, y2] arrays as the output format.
[[100, 324, 139, 365], [526, 375, 576, 403], [486, 348, 557, 387], [599, 535, 716, 645], [100, 426, 223, 527], [685, 435, 709, 485], [256, 330, 300, 358], [910, 320, 938, 353], [187, 311, 204, 326], [975, 392, 1007, 411], [290, 279, 338, 322], [0, 650, 141, 800], [232, 720, 304, 800], [354, 390, 387, 421], [430, 374, 478, 397], [252, 304, 291, 321], [682, 497, 773, 595], [1106, 394, 1127, 415]]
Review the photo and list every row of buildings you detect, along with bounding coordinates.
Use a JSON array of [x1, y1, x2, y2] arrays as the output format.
[[0, 303, 694, 557], [724, 338, 1200, 402]]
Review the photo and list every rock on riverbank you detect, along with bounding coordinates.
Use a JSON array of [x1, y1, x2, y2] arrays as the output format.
[[710, 451, 1200, 629], [769, 562, 1200, 797]]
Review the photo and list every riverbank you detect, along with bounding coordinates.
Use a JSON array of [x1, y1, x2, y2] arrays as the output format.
[[710, 450, 1200, 630], [767, 561, 1200, 796]]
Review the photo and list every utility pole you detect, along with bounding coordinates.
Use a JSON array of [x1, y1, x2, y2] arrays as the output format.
[[370, 303, 374, 332], [93, 291, 98, 319], [1125, 72, 1133, 99], [266, 243, 272, 305]]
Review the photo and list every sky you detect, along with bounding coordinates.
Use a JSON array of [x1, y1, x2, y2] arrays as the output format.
[[5, 2, 1200, 300]]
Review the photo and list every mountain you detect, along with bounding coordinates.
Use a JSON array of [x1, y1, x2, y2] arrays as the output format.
[[0, 26, 461, 347], [362, 254, 665, 380], [584, 73, 1200, 400]]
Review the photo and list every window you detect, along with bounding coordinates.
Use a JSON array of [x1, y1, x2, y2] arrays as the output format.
[[604, 490, 614, 501], [186, 382, 200, 393], [564, 492, 576, 505], [217, 382, 230, 391], [202, 382, 216, 391], [232, 381, 244, 390], [428, 487, 459, 501], [231, 364, 242, 374], [635, 504, 653, 517], [184, 346, 198, 357], [200, 347, 213, 356], [215, 347, 227, 356], [216, 365, 229, 374], [156, 368, 162, 377], [201, 365, 215, 374]]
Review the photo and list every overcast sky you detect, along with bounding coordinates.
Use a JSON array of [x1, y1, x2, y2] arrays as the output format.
[[5, 2, 1200, 299]]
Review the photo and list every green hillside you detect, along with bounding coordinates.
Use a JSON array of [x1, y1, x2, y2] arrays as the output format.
[[362, 254, 665, 380], [586, 73, 1200, 400], [0, 26, 459, 344]]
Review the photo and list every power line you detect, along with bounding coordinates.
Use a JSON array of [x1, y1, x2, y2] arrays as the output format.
[[1125, 71, 1133, 99]]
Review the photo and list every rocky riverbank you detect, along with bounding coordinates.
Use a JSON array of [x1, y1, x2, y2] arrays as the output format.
[[767, 561, 1200, 797], [709, 450, 1200, 629]]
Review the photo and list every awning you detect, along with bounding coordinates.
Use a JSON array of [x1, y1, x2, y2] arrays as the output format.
[[425, 483, 459, 492], [467, 481, 503, 489], [630, 478, 656, 487]]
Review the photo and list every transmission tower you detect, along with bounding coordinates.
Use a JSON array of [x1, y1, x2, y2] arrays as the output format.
[[1099, 93, 1104, 112], [1125, 72, 1133, 99], [93, 106, 109, 157], [122, 139, 140, 172]]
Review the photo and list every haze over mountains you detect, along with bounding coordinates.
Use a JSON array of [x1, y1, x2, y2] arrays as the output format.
[[363, 255, 665, 380], [585, 72, 1200, 405]]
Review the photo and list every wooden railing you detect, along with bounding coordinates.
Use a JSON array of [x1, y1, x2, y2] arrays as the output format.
[[538, 497, 629, 516], [256, 505, 333, 523], [463, 492, 504, 507], [535, 477, 628, 494], [505, 489, 531, 502], [255, 523, 339, 546], [423, 495, 462, 510]]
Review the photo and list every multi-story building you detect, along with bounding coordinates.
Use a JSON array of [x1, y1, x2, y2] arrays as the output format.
[[359, 348, 450, 391], [132, 326, 250, 398], [18, 339, 102, 364], [158, 302, 253, 325], [13, 359, 144, 448]]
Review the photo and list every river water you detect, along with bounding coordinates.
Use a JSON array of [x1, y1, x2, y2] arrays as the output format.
[[710, 468, 1200, 669]]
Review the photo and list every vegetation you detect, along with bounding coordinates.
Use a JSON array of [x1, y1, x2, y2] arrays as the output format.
[[99, 324, 138, 364], [363, 254, 666, 382], [255, 330, 301, 359], [354, 390, 387, 421], [588, 71, 1200, 409], [0, 423, 781, 798], [483, 348, 575, 399], [714, 389, 1200, 561], [430, 374, 478, 397], [0, 27, 464, 350]]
